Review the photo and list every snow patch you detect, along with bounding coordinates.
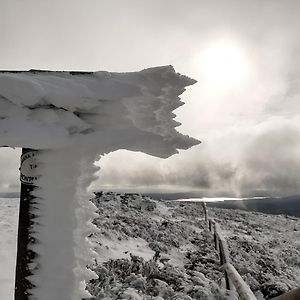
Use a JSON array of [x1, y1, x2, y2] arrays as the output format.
[[95, 236, 155, 264]]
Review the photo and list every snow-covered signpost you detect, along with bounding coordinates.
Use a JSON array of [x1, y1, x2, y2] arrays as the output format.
[[0, 67, 199, 300]]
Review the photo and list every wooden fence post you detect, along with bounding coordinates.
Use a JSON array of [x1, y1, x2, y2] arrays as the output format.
[[214, 222, 220, 251], [209, 219, 213, 231], [202, 202, 208, 222], [15, 148, 40, 300], [218, 236, 232, 290]]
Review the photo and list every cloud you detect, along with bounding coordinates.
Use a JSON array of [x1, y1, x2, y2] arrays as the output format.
[[93, 113, 300, 197], [1, 0, 300, 197], [237, 117, 300, 196]]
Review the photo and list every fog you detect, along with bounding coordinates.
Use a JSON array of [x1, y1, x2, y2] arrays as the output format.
[[1, 0, 300, 197]]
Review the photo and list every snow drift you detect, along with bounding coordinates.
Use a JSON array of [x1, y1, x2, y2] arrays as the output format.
[[0, 66, 199, 299]]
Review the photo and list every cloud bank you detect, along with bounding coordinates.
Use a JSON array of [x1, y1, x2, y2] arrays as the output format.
[[1, 0, 300, 197]]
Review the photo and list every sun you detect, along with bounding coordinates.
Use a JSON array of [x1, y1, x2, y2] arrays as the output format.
[[199, 40, 249, 89]]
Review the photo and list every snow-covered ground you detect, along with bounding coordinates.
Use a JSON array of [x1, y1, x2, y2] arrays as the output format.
[[0, 198, 18, 300], [88, 192, 231, 300], [87, 192, 299, 300], [210, 208, 300, 299], [1, 194, 299, 299]]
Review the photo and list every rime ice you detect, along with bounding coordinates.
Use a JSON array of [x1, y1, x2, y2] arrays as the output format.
[[0, 66, 198, 156], [0, 66, 199, 299]]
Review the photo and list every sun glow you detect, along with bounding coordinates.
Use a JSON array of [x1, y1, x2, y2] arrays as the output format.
[[199, 40, 249, 89]]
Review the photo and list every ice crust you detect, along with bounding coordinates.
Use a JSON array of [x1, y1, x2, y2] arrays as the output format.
[[0, 66, 198, 299], [0, 66, 198, 157], [27, 149, 100, 300]]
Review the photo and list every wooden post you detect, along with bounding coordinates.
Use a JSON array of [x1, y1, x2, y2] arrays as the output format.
[[202, 202, 208, 222], [219, 237, 232, 290], [209, 219, 213, 231], [15, 148, 40, 300], [214, 222, 220, 251]]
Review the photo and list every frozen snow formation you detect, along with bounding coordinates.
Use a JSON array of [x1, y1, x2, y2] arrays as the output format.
[[0, 66, 199, 299], [0, 66, 198, 156]]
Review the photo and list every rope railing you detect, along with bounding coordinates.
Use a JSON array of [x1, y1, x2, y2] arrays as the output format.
[[203, 202, 299, 300]]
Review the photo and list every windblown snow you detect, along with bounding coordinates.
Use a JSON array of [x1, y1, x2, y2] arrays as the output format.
[[0, 66, 199, 299]]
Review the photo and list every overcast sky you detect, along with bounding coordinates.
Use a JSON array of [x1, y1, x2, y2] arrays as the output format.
[[1, 0, 300, 197]]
